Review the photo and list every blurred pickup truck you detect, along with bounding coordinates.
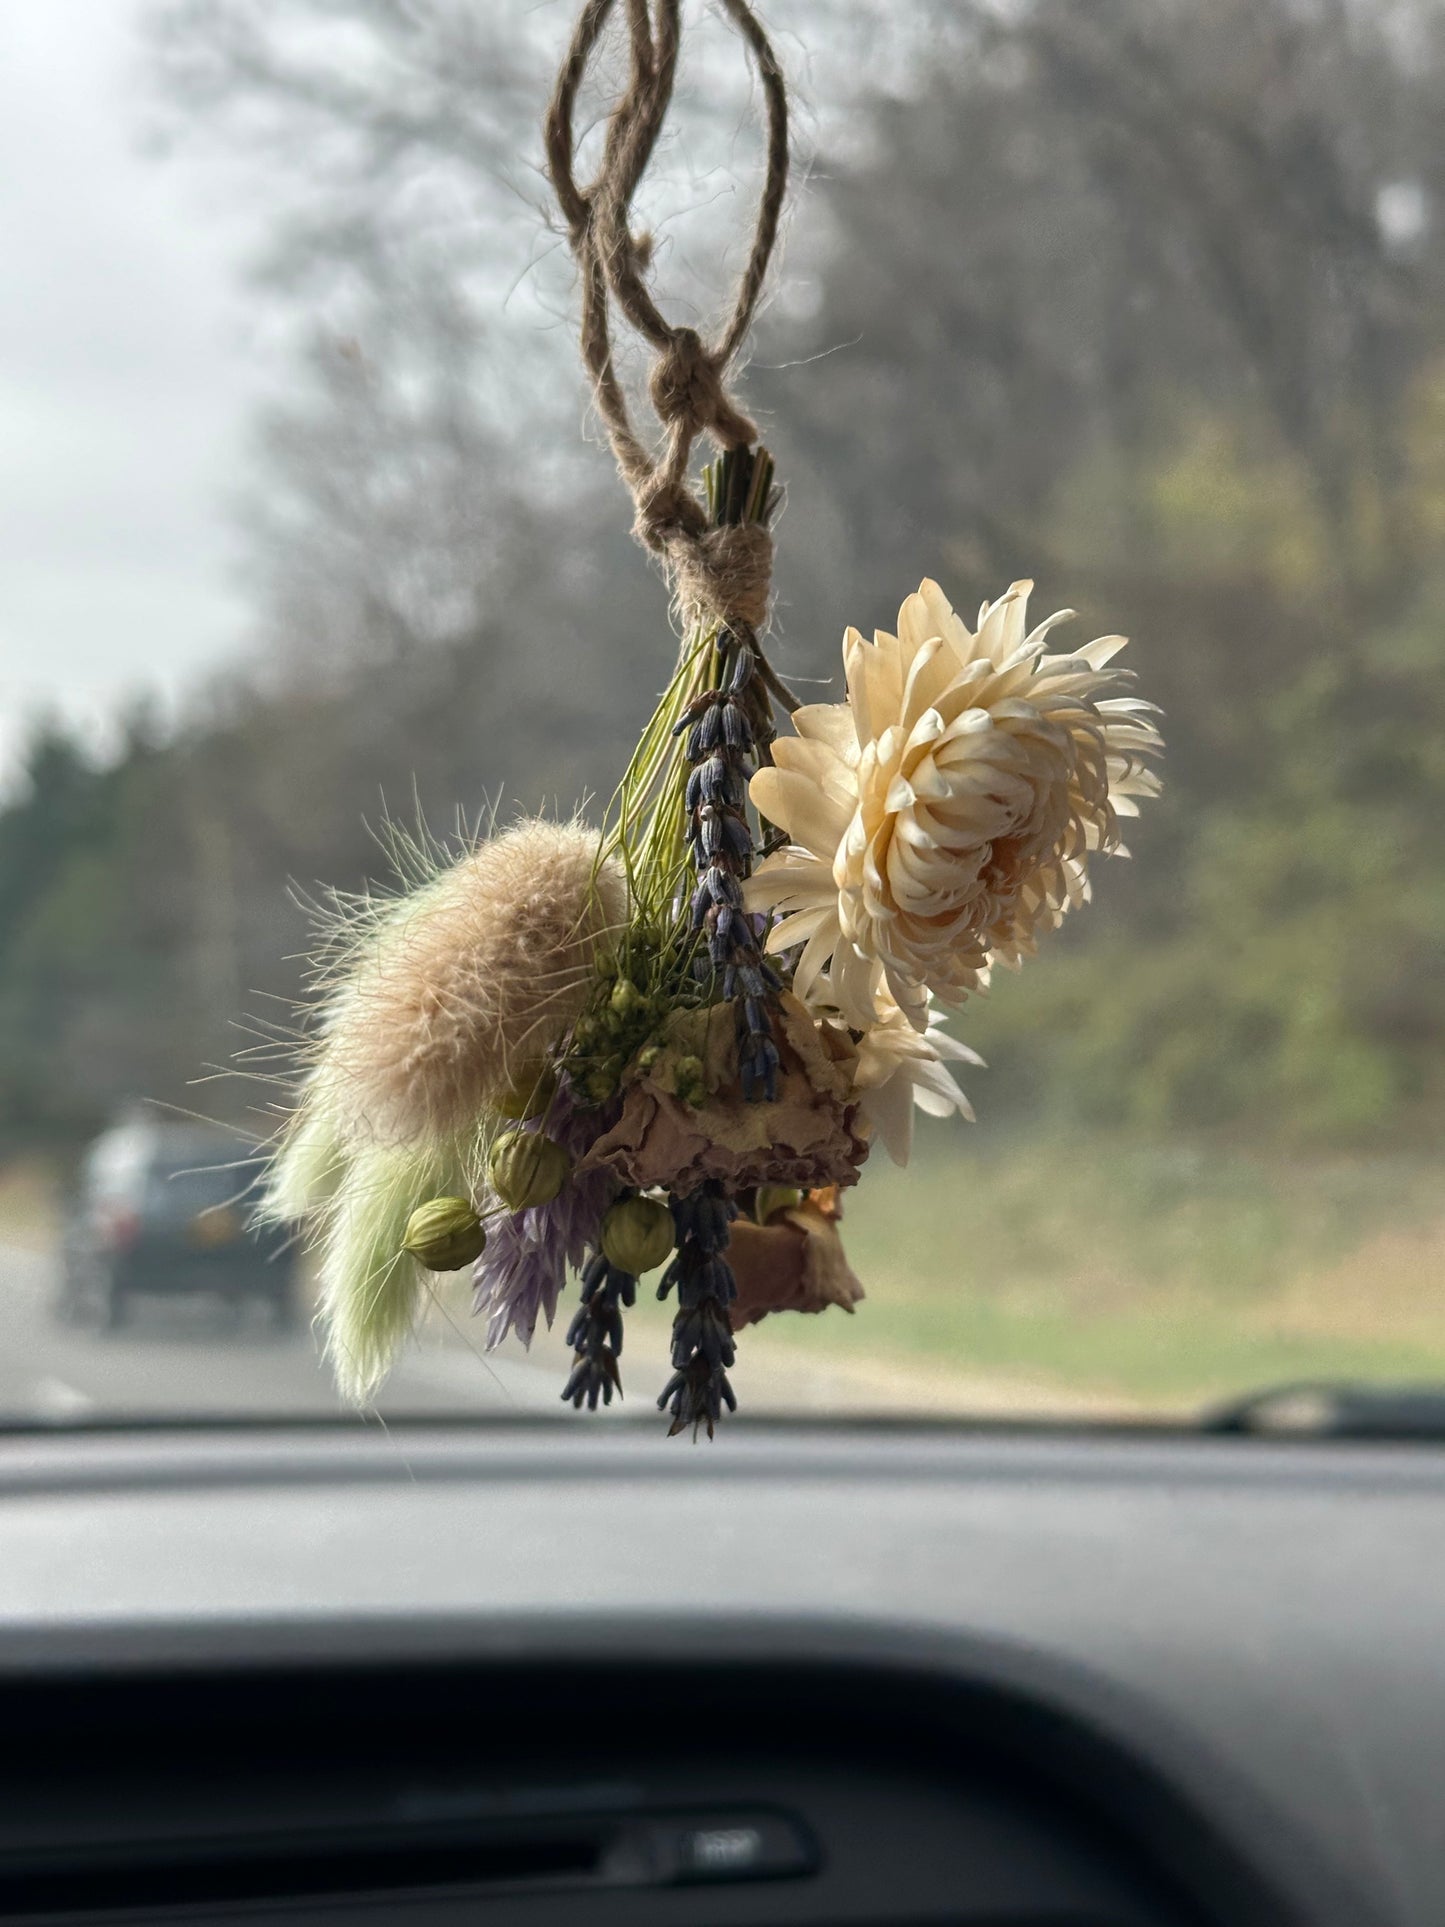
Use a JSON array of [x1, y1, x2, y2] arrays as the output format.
[[57, 1116, 298, 1331]]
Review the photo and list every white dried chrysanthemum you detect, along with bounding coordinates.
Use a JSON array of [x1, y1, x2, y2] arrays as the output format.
[[744, 578, 1161, 1029], [840, 979, 982, 1167]]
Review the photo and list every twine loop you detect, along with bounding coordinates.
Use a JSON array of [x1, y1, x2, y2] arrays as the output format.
[[545, 0, 788, 629]]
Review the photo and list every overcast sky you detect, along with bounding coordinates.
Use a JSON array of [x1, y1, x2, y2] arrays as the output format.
[[0, 2, 260, 787], [0, 2, 910, 794]]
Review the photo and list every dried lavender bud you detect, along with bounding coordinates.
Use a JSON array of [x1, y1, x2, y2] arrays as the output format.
[[706, 1255, 740, 1301], [688, 754, 745, 810], [699, 807, 727, 859], [668, 1191, 721, 1255], [566, 1297, 624, 1352], [673, 689, 719, 732], [692, 1191, 737, 1251], [562, 1349, 621, 1411], [560, 1246, 637, 1411], [720, 813, 753, 859], [708, 756, 747, 804], [738, 1035, 780, 1103], [659, 1357, 738, 1439], [670, 1300, 736, 1370]]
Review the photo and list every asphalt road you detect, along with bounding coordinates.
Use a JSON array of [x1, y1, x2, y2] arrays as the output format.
[[0, 1242, 569, 1424]]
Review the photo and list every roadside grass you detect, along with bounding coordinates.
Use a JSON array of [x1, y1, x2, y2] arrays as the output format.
[[606, 1131, 1445, 1416], [0, 1159, 59, 1252], [7, 1128, 1440, 1419]]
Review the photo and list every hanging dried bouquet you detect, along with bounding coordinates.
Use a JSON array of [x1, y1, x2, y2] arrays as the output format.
[[261, 0, 1162, 1436]]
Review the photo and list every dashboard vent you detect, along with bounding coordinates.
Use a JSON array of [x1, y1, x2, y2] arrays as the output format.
[[0, 1824, 602, 1915], [0, 1809, 814, 1916]]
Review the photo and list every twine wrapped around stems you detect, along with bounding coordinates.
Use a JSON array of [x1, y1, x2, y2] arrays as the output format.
[[544, 0, 789, 631]]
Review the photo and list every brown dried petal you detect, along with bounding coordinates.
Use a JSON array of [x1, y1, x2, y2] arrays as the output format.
[[577, 993, 868, 1198], [728, 1198, 866, 1330]]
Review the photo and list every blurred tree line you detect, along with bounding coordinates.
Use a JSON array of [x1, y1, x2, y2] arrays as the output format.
[[4, 0, 1444, 1153]]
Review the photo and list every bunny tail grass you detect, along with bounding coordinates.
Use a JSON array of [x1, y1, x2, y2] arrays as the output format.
[[259, 1093, 346, 1225], [303, 818, 628, 1148], [316, 1139, 468, 1405]]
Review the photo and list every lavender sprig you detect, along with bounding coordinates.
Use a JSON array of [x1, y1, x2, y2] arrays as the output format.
[[657, 1181, 739, 1438], [561, 1248, 637, 1410], [681, 640, 783, 1101], [679, 441, 784, 1107]]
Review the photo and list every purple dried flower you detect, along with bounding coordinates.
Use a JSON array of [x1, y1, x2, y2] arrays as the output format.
[[472, 1080, 618, 1350]]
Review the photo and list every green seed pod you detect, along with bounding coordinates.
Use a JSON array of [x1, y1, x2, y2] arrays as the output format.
[[490, 1129, 571, 1211], [583, 1066, 618, 1107], [601, 1195, 675, 1275], [609, 977, 645, 1019], [755, 1184, 804, 1225], [494, 1063, 557, 1122], [674, 1053, 706, 1106], [401, 1196, 486, 1271]]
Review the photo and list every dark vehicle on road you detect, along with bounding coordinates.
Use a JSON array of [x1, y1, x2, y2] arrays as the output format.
[[58, 1118, 297, 1331]]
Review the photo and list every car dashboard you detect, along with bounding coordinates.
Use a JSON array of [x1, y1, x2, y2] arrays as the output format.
[[0, 1421, 1439, 1926]]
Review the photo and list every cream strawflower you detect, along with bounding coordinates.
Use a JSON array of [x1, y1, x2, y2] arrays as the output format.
[[745, 578, 1161, 1028], [832, 974, 982, 1166]]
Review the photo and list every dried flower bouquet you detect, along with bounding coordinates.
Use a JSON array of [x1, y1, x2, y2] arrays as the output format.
[[260, 0, 1161, 1437]]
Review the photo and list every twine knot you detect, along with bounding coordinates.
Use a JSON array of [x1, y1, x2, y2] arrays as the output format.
[[636, 476, 707, 551], [648, 328, 758, 450]]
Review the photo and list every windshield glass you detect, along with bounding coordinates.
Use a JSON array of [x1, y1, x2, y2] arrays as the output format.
[[2, 0, 1442, 1429]]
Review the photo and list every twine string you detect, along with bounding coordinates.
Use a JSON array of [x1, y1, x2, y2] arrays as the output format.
[[545, 0, 789, 624]]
